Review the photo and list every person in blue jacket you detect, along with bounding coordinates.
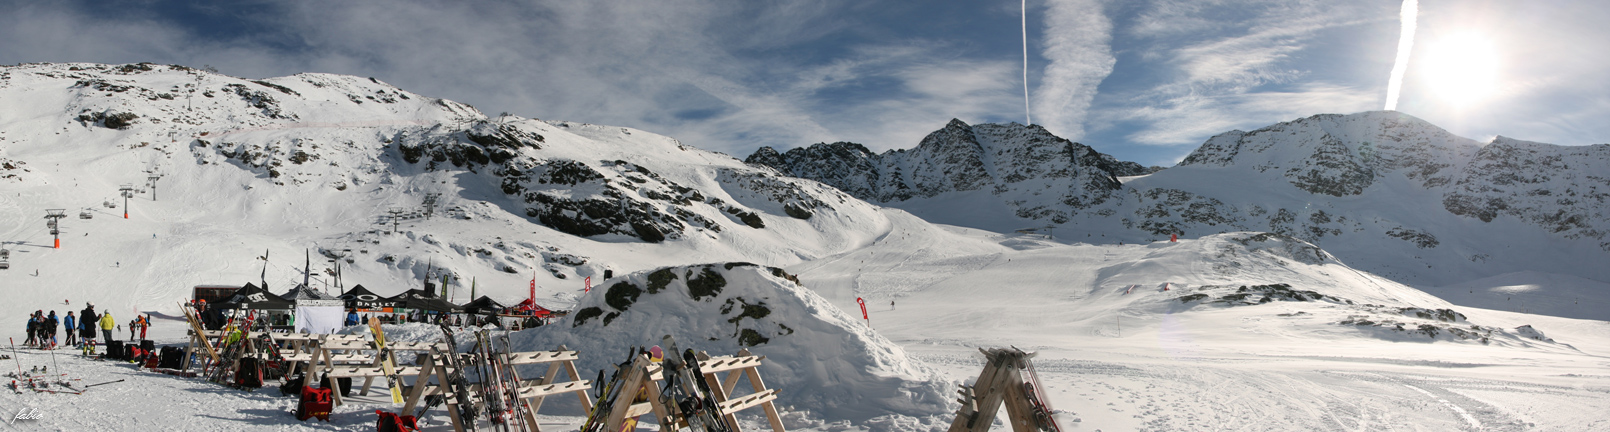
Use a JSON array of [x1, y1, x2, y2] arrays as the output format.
[[63, 312, 77, 346], [345, 309, 360, 327]]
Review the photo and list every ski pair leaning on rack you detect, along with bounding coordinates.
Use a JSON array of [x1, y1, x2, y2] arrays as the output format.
[[581, 336, 730, 432], [658, 335, 731, 432], [579, 345, 637, 432], [431, 324, 482, 432], [445, 328, 533, 432]]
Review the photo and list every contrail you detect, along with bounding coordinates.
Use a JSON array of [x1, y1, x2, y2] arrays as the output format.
[[1022, 0, 1032, 125], [1384, 0, 1418, 111]]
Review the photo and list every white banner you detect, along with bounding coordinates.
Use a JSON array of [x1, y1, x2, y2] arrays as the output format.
[[295, 300, 345, 334]]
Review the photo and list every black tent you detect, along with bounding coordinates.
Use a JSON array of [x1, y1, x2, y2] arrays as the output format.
[[340, 284, 403, 311], [390, 289, 463, 313], [216, 282, 294, 310], [281, 283, 340, 301], [459, 296, 506, 315]]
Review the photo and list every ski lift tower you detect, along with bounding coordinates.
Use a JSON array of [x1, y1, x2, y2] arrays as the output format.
[[45, 209, 66, 248], [119, 184, 134, 219], [422, 193, 440, 220], [388, 207, 404, 234], [147, 172, 163, 201]]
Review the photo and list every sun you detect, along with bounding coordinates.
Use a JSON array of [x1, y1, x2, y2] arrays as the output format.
[[1419, 32, 1501, 107]]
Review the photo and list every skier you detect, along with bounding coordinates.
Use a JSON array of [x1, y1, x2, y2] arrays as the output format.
[[98, 311, 115, 344], [127, 318, 137, 341], [138, 314, 150, 340], [24, 312, 38, 348], [46, 311, 58, 349], [80, 304, 98, 346], [34, 311, 48, 348], [891, 300, 895, 311], [63, 312, 77, 347]]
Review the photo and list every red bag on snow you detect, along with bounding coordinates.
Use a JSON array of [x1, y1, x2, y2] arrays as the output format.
[[296, 386, 332, 422], [376, 410, 419, 432]]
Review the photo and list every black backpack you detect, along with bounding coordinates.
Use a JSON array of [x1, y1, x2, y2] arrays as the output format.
[[280, 373, 306, 396], [159, 347, 183, 369], [235, 357, 263, 389], [319, 372, 352, 397]]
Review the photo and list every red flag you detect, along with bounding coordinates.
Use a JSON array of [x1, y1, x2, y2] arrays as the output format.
[[530, 271, 537, 301], [584, 276, 592, 293], [856, 297, 868, 320]]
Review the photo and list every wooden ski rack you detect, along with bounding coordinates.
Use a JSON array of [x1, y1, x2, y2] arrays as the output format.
[[273, 333, 322, 377], [403, 345, 594, 432], [947, 348, 1063, 432], [603, 348, 786, 432], [308, 335, 379, 406], [308, 334, 448, 406]]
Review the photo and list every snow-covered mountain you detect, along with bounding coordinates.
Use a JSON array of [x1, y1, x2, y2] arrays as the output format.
[[751, 112, 1610, 302], [746, 119, 1154, 219], [0, 62, 887, 321]]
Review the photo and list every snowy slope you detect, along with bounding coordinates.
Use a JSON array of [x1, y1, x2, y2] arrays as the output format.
[[0, 62, 888, 323], [4, 212, 1608, 431], [789, 210, 1610, 431]]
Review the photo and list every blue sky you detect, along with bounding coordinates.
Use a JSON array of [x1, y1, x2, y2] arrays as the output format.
[[3, 0, 1607, 166]]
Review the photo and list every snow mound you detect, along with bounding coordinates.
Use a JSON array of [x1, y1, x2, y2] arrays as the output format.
[[511, 263, 951, 425]]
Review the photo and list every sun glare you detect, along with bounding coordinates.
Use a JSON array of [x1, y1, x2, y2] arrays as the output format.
[[1420, 32, 1500, 107]]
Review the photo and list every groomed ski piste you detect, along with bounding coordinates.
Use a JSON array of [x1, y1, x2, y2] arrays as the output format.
[[1, 63, 1608, 430], [4, 212, 1609, 430]]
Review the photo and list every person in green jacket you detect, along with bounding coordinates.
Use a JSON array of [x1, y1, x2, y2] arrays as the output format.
[[98, 312, 115, 343]]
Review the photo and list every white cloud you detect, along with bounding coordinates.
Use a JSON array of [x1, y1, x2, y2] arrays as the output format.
[[1032, 0, 1116, 141], [1121, 83, 1379, 145], [1094, 0, 1385, 147]]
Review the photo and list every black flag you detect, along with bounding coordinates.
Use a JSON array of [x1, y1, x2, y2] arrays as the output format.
[[260, 249, 269, 291]]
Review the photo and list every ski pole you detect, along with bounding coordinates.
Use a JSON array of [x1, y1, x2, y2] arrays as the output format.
[[9, 338, 28, 387], [83, 379, 124, 388], [49, 344, 63, 383]]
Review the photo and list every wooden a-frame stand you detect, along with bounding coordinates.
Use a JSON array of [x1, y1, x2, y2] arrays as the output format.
[[179, 303, 220, 371], [602, 349, 786, 432], [309, 335, 446, 406], [947, 348, 1062, 432], [403, 345, 595, 432]]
